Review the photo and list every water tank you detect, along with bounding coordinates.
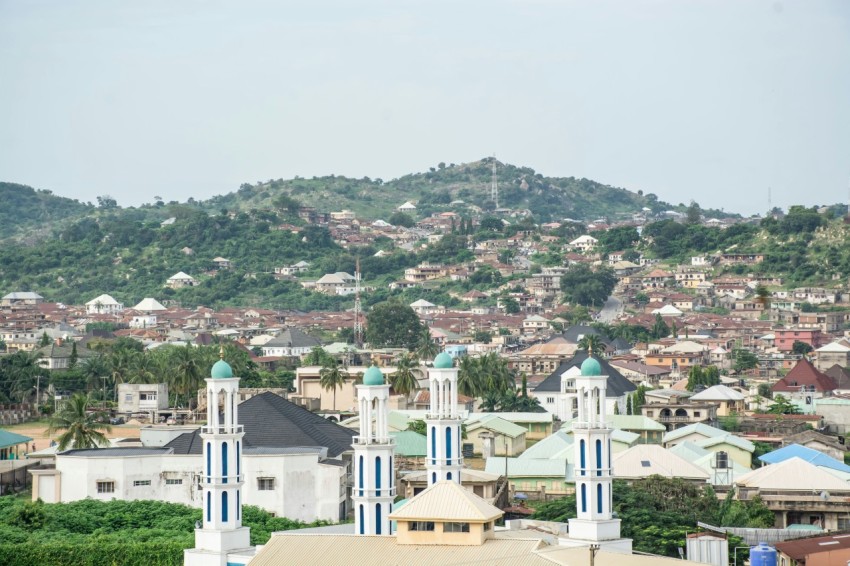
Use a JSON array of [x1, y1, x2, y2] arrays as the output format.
[[715, 451, 729, 469], [749, 542, 777, 566]]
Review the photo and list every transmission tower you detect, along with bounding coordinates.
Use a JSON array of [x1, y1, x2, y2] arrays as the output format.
[[353, 257, 363, 348], [767, 187, 771, 216], [490, 155, 499, 209]]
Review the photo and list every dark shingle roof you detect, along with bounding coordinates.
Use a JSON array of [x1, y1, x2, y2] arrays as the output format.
[[166, 392, 356, 457], [533, 352, 637, 397], [264, 327, 321, 349]]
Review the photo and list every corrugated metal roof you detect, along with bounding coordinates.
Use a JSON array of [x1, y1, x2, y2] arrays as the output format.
[[735, 456, 850, 491], [250, 534, 554, 566], [485, 457, 571, 478], [690, 384, 746, 402], [695, 434, 754, 453], [662, 422, 726, 444], [0, 429, 32, 450], [390, 430, 427, 457], [466, 415, 527, 438], [389, 480, 503, 522], [760, 443, 850, 473], [519, 431, 573, 460], [612, 444, 710, 480]]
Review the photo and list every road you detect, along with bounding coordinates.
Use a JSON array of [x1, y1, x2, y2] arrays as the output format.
[[597, 295, 623, 323]]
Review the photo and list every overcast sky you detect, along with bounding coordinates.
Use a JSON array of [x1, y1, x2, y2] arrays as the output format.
[[1, 0, 848, 215]]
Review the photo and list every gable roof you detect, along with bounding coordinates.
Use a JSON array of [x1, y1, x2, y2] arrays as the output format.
[[0, 429, 32, 450], [388, 480, 503, 522], [166, 392, 355, 457], [519, 430, 573, 460], [823, 365, 850, 389], [390, 430, 427, 457], [131, 297, 166, 311], [466, 414, 527, 438], [772, 359, 837, 393], [662, 422, 726, 444], [85, 293, 121, 306], [533, 352, 636, 396], [694, 434, 754, 453], [759, 443, 850, 474]]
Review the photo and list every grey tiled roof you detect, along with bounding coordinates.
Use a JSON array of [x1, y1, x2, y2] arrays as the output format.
[[532, 352, 637, 397]]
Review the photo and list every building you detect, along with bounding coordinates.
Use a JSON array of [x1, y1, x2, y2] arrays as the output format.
[[1, 292, 44, 307], [166, 271, 198, 289], [814, 341, 850, 371], [260, 327, 322, 358], [85, 293, 124, 314], [775, 328, 826, 353], [184, 354, 255, 566], [689, 385, 746, 417], [426, 352, 463, 485], [775, 531, 850, 565], [117, 383, 169, 415], [352, 365, 396, 536]]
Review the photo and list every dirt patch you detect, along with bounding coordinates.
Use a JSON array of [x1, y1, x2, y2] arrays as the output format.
[[4, 421, 142, 452]]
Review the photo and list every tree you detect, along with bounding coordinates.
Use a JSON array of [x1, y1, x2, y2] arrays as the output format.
[[792, 341, 814, 356], [415, 327, 440, 360], [577, 334, 606, 357], [764, 394, 801, 415], [755, 285, 771, 309], [319, 359, 349, 411], [47, 393, 111, 450], [473, 330, 493, 343], [69, 342, 79, 370], [500, 295, 520, 314], [625, 395, 633, 415], [365, 301, 424, 350], [388, 211, 415, 228], [560, 264, 617, 307], [389, 354, 420, 399], [733, 349, 759, 373], [303, 346, 334, 366], [39, 332, 51, 347], [686, 200, 702, 224], [651, 313, 670, 339]]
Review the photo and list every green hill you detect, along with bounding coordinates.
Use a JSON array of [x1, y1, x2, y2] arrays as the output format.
[[0, 182, 93, 240]]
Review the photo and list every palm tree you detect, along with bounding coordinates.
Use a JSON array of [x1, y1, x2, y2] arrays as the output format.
[[319, 359, 349, 411], [390, 354, 420, 403], [47, 393, 111, 450], [480, 390, 502, 412], [577, 334, 606, 357], [415, 327, 440, 360], [170, 345, 203, 409], [457, 355, 481, 398]]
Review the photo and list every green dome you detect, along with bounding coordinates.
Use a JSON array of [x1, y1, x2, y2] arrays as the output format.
[[433, 352, 454, 369], [363, 365, 384, 386], [211, 359, 234, 379], [580, 357, 603, 377]]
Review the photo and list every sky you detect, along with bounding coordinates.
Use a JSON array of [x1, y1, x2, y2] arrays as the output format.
[[1, 0, 849, 216]]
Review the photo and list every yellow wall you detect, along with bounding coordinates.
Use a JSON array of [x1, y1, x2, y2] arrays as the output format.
[[395, 520, 493, 546]]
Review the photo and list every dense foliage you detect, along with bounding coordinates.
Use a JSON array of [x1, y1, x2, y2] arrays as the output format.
[[532, 476, 773, 557], [559, 264, 617, 307], [0, 498, 324, 566], [0, 182, 93, 240]]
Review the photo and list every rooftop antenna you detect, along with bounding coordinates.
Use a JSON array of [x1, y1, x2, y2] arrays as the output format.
[[353, 257, 363, 348], [490, 154, 499, 209], [767, 186, 772, 216]]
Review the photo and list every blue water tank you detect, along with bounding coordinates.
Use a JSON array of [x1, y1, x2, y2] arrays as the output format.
[[749, 542, 777, 566]]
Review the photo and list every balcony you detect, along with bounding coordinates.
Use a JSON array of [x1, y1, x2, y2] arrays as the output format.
[[201, 425, 244, 435], [352, 436, 394, 445]]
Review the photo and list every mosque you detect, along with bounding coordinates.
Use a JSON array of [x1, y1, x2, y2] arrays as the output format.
[[184, 353, 706, 566]]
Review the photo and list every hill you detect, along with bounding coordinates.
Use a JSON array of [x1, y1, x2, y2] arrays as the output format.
[[201, 158, 733, 223], [0, 182, 93, 240]]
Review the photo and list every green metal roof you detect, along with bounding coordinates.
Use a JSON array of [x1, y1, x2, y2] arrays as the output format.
[[467, 415, 527, 438], [389, 431, 427, 457], [0, 429, 33, 450]]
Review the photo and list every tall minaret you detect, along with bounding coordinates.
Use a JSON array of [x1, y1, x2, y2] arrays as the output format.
[[353, 364, 396, 536], [568, 357, 621, 543], [185, 351, 251, 566], [426, 352, 462, 485]]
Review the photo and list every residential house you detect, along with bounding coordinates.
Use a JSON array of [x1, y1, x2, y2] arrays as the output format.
[[117, 383, 169, 414], [780, 431, 846, 462], [465, 415, 527, 456], [85, 294, 124, 315], [1, 292, 44, 307], [775, 328, 826, 353], [612, 444, 710, 484], [314, 272, 356, 295], [689, 384, 746, 417], [640, 390, 718, 431], [521, 315, 550, 335], [260, 328, 322, 358], [772, 358, 837, 410], [404, 263, 444, 283], [645, 341, 709, 372], [641, 269, 674, 289], [212, 257, 232, 269], [165, 272, 198, 289], [510, 337, 578, 376], [608, 360, 672, 386], [815, 341, 850, 371], [662, 423, 754, 469], [568, 235, 597, 252], [775, 532, 850, 566]]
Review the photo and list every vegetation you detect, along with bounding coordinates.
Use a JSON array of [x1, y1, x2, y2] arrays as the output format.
[[0, 498, 325, 566], [559, 264, 617, 307], [46, 393, 111, 450], [365, 301, 424, 350], [457, 353, 515, 398], [532, 476, 773, 557], [685, 365, 721, 392]]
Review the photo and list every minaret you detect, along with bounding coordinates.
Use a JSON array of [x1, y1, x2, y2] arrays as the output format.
[[353, 364, 396, 536], [568, 357, 622, 543], [426, 352, 462, 485], [185, 351, 251, 566]]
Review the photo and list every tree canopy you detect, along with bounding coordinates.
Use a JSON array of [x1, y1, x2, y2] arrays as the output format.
[[365, 301, 424, 350], [560, 264, 617, 307]]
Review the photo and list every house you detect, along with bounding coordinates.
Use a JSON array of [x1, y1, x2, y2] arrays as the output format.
[[772, 358, 837, 408], [815, 341, 850, 371], [410, 299, 439, 315], [640, 389, 718, 431], [85, 293, 124, 314], [32, 392, 356, 524], [612, 444, 710, 484], [568, 235, 597, 252], [260, 327, 322, 358], [521, 315, 550, 335], [117, 383, 169, 414], [314, 272, 356, 295], [36, 338, 93, 370], [641, 269, 674, 289], [668, 441, 751, 486], [780, 431, 846, 462], [689, 384, 746, 416], [330, 210, 356, 221], [465, 415, 527, 456], [775, 532, 850, 566], [404, 263, 444, 283], [531, 353, 637, 421], [662, 423, 754, 469], [165, 271, 198, 289], [759, 444, 850, 478], [131, 297, 167, 312], [1, 292, 44, 307], [397, 201, 417, 212], [733, 457, 850, 529], [645, 341, 709, 371], [511, 337, 578, 376], [775, 328, 826, 353], [212, 257, 232, 269], [398, 469, 501, 501], [274, 261, 311, 277]]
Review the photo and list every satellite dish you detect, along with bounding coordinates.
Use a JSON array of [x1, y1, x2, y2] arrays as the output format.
[[821, 491, 831, 501]]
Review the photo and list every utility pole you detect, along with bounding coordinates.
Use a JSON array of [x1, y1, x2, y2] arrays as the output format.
[[490, 155, 499, 209], [589, 544, 600, 566], [101, 376, 109, 409], [353, 257, 363, 348], [34, 375, 41, 407]]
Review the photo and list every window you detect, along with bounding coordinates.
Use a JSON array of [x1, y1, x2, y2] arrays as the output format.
[[484, 522, 491, 531], [409, 521, 435, 532], [97, 481, 115, 493], [257, 477, 275, 490], [139, 392, 157, 401], [646, 410, 653, 417], [165, 479, 183, 485], [546, 397, 555, 404], [693, 411, 701, 418], [133, 480, 151, 487], [839, 518, 850, 530], [124, 394, 133, 402], [444, 522, 470, 533]]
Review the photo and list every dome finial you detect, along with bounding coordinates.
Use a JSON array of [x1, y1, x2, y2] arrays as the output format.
[[219, 344, 225, 360]]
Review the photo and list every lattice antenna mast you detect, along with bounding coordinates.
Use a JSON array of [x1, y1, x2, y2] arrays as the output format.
[[490, 155, 499, 209], [354, 257, 363, 348], [767, 187, 772, 216]]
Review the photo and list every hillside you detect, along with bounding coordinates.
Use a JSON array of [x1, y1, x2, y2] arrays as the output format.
[[201, 158, 733, 223], [0, 182, 93, 240]]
